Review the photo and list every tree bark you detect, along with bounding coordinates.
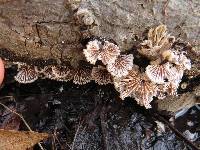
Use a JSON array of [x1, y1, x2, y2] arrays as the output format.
[[0, 0, 199, 67]]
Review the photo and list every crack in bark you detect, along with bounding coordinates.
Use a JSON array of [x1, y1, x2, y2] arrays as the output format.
[[35, 24, 43, 46], [35, 20, 71, 25]]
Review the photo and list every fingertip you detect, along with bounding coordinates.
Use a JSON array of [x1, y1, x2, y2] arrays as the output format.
[[0, 58, 5, 86]]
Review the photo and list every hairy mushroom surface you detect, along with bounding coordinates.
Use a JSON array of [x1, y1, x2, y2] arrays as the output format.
[[14, 65, 38, 84], [107, 54, 134, 78], [119, 70, 157, 108], [139, 25, 175, 59], [91, 65, 113, 85], [73, 67, 92, 85], [83, 40, 101, 65], [98, 41, 120, 65]]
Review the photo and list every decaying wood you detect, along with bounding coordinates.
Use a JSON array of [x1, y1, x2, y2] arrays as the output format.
[[155, 84, 200, 113], [0, 0, 199, 67]]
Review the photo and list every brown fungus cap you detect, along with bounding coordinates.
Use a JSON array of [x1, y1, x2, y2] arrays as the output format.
[[91, 65, 113, 85], [119, 69, 157, 109], [73, 67, 92, 85], [14, 65, 38, 84], [107, 54, 134, 78], [139, 25, 175, 60], [83, 40, 101, 65]]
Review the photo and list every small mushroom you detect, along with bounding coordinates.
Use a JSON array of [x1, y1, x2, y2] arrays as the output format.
[[107, 54, 134, 78], [119, 70, 157, 108], [167, 51, 191, 70], [73, 67, 92, 85], [98, 41, 120, 65], [14, 65, 38, 84], [91, 65, 113, 85], [83, 40, 101, 65], [145, 62, 176, 84], [42, 66, 56, 79], [138, 25, 175, 59], [52, 66, 73, 82]]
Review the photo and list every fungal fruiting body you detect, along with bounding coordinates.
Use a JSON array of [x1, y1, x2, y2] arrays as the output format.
[[91, 65, 113, 85], [167, 51, 191, 70], [14, 65, 38, 84], [139, 25, 175, 59], [119, 69, 157, 108], [133, 81, 157, 109], [145, 62, 177, 84], [83, 40, 120, 65], [42, 66, 56, 79], [81, 25, 192, 109], [164, 82, 178, 96], [98, 41, 120, 65], [119, 70, 140, 99], [107, 54, 134, 78], [83, 40, 101, 65], [73, 67, 92, 85], [52, 66, 68, 78], [51, 66, 73, 82], [156, 84, 167, 99], [13, 25, 192, 109]]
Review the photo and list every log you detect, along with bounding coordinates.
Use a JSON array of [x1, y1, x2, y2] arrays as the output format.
[[0, 0, 199, 67]]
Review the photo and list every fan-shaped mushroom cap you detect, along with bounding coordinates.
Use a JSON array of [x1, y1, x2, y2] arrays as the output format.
[[98, 41, 120, 65], [14, 65, 38, 84], [73, 67, 92, 85], [83, 40, 101, 65], [107, 54, 134, 78], [146, 62, 177, 84], [42, 66, 56, 79], [51, 66, 73, 82], [167, 51, 191, 70], [119, 70, 157, 108], [91, 65, 113, 85], [139, 25, 175, 59]]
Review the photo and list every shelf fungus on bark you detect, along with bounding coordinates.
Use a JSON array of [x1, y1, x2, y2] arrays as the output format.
[[83, 40, 101, 65], [91, 65, 113, 85], [83, 40, 120, 65], [98, 41, 120, 65], [14, 64, 38, 84], [41, 66, 56, 80], [107, 54, 134, 78], [51, 66, 73, 82], [12, 24, 192, 110], [167, 51, 191, 70], [145, 61, 188, 100], [145, 62, 178, 84], [118, 69, 157, 109], [139, 25, 175, 60], [73, 67, 92, 85]]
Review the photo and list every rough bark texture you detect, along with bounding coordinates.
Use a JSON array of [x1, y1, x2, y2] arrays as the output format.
[[0, 0, 199, 67]]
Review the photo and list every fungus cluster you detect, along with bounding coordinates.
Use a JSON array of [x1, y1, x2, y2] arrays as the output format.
[[13, 25, 191, 109], [14, 63, 111, 86], [83, 25, 191, 108]]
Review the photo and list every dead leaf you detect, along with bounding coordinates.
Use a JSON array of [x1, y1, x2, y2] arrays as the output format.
[[0, 129, 49, 150]]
